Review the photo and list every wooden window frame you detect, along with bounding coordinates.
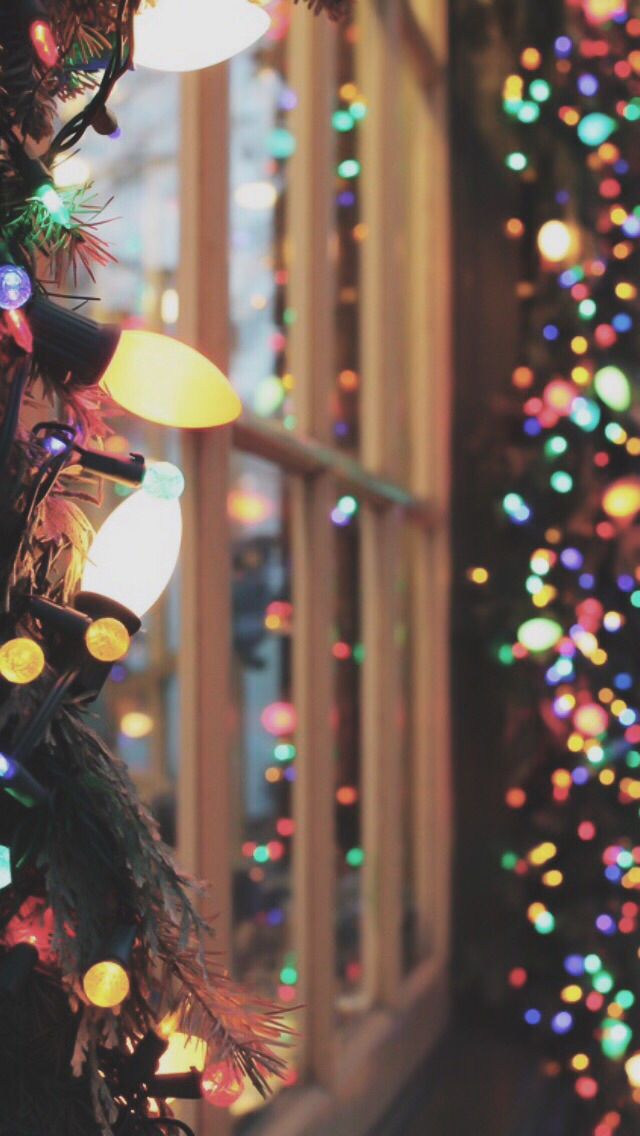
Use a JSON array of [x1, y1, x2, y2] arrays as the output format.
[[176, 0, 451, 1132]]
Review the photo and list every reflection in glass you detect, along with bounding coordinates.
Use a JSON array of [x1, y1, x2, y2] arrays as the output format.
[[70, 69, 181, 836], [333, 494, 365, 1007], [229, 1, 297, 425], [229, 453, 299, 1115], [332, 14, 367, 452]]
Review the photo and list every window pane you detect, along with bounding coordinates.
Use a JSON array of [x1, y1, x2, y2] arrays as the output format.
[[332, 12, 366, 453], [229, 5, 297, 426], [332, 494, 365, 1011], [229, 452, 299, 1116], [73, 69, 181, 839]]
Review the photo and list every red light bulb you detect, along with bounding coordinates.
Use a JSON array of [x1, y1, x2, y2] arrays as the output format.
[[29, 20, 59, 68], [201, 1062, 245, 1108], [4, 896, 57, 966]]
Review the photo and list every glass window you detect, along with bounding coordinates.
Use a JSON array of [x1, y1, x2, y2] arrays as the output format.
[[332, 12, 367, 452], [229, 452, 300, 1115], [229, 3, 297, 426], [332, 494, 366, 1010]]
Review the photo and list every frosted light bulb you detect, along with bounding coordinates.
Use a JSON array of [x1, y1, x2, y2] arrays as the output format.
[[101, 330, 241, 429], [133, 0, 271, 73], [29, 295, 241, 429], [82, 463, 184, 617]]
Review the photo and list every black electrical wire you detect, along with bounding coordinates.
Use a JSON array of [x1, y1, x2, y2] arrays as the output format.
[[12, 667, 80, 763], [0, 356, 31, 479], [48, 0, 134, 159]]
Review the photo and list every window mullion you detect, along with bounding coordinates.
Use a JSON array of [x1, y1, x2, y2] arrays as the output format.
[[292, 472, 336, 1087], [288, 12, 335, 443], [178, 66, 234, 1136], [362, 507, 402, 1005], [359, 0, 402, 477]]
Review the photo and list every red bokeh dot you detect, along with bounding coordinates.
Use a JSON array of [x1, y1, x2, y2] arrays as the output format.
[[575, 1076, 598, 1100]]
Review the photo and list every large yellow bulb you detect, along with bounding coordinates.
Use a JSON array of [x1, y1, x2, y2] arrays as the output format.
[[82, 492, 182, 617], [134, 0, 270, 73], [83, 959, 130, 1008], [100, 330, 241, 429]]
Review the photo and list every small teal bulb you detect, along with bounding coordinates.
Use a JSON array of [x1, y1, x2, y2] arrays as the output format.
[[143, 461, 185, 501], [577, 112, 616, 147]]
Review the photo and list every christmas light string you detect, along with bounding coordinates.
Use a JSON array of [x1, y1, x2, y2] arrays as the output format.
[[481, 0, 640, 1132], [0, 0, 349, 1132]]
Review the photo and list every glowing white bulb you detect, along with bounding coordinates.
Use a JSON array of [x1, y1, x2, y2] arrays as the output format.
[[537, 220, 574, 263], [133, 0, 270, 73], [234, 181, 278, 210], [82, 464, 184, 617]]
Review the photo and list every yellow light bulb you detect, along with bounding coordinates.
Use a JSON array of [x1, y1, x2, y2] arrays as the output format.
[[100, 331, 241, 429], [626, 1053, 640, 1088], [157, 1031, 208, 1074], [83, 959, 130, 1008], [602, 477, 640, 520], [82, 490, 182, 618], [134, 0, 270, 73], [85, 618, 130, 662], [0, 638, 45, 684]]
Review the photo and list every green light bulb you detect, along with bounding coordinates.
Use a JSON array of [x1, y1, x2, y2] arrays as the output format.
[[332, 110, 354, 132], [594, 365, 631, 412], [143, 461, 185, 501], [34, 183, 72, 228], [550, 471, 573, 494], [338, 159, 361, 179], [530, 79, 551, 102], [577, 112, 616, 147]]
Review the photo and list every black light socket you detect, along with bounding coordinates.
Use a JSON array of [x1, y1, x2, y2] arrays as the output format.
[[146, 1071, 203, 1099], [0, 943, 39, 996], [76, 447, 146, 487], [119, 1030, 169, 1090], [29, 293, 121, 387], [92, 105, 119, 136], [98, 923, 137, 968], [74, 591, 141, 637]]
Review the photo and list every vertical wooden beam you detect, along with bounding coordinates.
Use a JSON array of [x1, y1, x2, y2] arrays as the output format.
[[288, 6, 338, 1089], [362, 506, 402, 1006], [360, 0, 402, 478], [178, 65, 233, 1136], [288, 12, 335, 442], [406, 0, 452, 969], [292, 471, 336, 1087]]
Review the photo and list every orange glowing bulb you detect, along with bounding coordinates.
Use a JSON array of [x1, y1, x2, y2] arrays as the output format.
[[602, 477, 640, 520]]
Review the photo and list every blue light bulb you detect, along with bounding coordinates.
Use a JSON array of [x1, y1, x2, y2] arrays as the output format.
[[0, 753, 15, 780], [0, 264, 32, 310]]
